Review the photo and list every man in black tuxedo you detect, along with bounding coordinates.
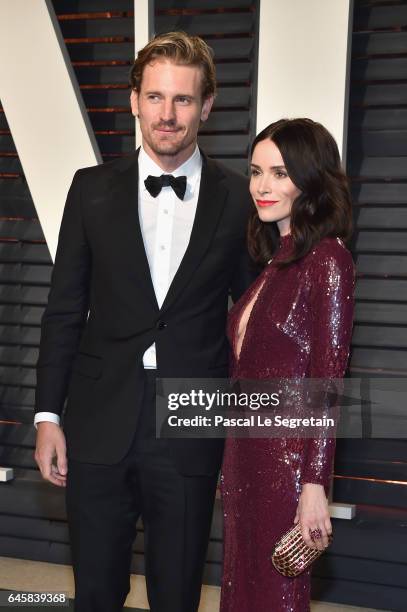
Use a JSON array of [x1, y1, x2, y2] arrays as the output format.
[[34, 31, 254, 612]]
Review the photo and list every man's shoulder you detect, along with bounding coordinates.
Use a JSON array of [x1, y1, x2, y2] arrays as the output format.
[[203, 153, 249, 187], [75, 152, 138, 181]]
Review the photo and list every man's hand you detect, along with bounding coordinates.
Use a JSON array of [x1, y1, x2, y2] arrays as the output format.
[[34, 422, 67, 487]]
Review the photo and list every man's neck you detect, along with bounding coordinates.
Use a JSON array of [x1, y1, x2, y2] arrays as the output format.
[[142, 141, 198, 173]]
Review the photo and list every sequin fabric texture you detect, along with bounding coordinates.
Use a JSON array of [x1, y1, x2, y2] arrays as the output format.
[[220, 234, 355, 612]]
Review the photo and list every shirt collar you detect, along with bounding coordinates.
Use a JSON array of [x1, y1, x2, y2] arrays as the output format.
[[139, 144, 202, 199]]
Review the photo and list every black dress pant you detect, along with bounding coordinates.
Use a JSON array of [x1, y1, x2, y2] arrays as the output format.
[[65, 372, 218, 612]]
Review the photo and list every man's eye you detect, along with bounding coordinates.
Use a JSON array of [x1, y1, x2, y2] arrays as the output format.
[[148, 95, 160, 102], [177, 97, 190, 104]]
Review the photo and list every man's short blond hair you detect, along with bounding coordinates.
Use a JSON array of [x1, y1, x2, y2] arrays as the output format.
[[129, 31, 216, 100]]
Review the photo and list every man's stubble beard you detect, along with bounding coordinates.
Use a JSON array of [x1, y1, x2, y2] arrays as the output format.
[[150, 129, 194, 157], [149, 140, 186, 157], [142, 121, 197, 158]]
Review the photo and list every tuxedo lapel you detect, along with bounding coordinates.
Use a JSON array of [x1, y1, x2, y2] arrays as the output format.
[[109, 150, 159, 310], [160, 153, 228, 314]]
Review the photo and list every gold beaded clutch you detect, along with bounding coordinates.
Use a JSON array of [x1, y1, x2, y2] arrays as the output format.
[[271, 523, 333, 577]]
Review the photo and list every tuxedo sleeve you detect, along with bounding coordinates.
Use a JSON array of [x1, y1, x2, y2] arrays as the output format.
[[35, 170, 91, 418], [230, 246, 260, 303]]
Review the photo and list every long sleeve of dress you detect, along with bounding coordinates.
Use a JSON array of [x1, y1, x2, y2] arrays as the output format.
[[300, 242, 355, 488]]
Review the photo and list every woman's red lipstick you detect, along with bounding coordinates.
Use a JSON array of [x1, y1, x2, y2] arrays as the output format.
[[256, 200, 279, 208]]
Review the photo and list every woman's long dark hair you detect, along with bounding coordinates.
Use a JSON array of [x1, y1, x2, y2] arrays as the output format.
[[248, 118, 353, 267]]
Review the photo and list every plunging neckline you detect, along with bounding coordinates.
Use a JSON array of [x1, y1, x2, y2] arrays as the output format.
[[234, 276, 266, 361], [232, 233, 293, 363]]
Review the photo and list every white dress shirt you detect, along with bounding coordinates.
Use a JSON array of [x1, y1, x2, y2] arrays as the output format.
[[35, 145, 202, 427], [138, 144, 202, 366]]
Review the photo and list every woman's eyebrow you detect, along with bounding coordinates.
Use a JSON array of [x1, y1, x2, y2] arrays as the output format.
[[250, 163, 287, 170]]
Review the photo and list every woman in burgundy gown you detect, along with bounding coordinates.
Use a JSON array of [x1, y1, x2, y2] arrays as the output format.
[[220, 119, 355, 612]]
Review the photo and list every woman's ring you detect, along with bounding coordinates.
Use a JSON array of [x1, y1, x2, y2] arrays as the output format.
[[310, 528, 322, 541]]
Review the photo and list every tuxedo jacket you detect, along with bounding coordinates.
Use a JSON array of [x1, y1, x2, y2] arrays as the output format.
[[35, 149, 255, 475]]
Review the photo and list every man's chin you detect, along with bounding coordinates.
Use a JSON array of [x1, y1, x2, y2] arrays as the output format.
[[150, 142, 186, 157]]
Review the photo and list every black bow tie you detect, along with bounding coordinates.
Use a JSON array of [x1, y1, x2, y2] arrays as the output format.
[[144, 174, 187, 200]]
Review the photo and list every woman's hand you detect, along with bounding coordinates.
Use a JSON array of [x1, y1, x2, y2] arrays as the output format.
[[294, 483, 331, 551]]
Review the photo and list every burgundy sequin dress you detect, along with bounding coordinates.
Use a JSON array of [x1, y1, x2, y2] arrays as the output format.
[[220, 234, 355, 612]]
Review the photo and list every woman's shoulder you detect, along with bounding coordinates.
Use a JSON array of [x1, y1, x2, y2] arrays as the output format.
[[302, 237, 355, 286], [306, 236, 354, 271]]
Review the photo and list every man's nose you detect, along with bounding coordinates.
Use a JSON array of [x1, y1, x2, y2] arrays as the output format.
[[160, 100, 176, 122]]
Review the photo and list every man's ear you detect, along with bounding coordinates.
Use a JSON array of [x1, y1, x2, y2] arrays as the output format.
[[130, 89, 139, 117], [200, 94, 214, 122]]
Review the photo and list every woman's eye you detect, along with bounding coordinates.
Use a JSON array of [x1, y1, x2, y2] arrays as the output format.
[[276, 172, 287, 178], [250, 169, 260, 176]]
